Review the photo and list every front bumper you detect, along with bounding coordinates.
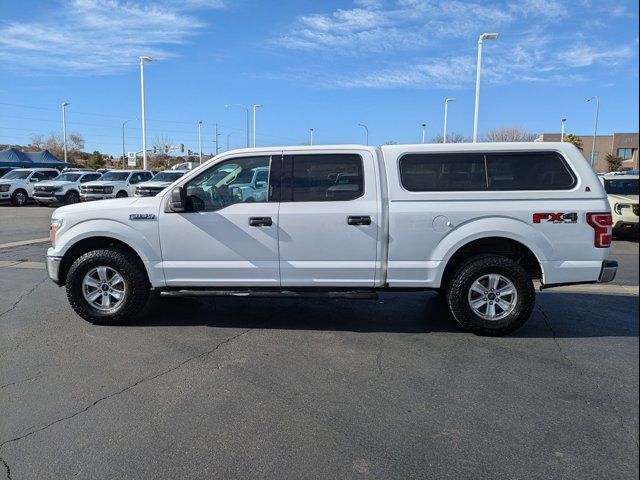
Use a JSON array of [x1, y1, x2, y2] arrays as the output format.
[[34, 194, 65, 203], [613, 220, 639, 234], [0, 192, 12, 200], [46, 255, 63, 285], [80, 193, 116, 201]]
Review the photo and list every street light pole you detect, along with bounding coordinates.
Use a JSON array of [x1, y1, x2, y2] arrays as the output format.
[[443, 98, 456, 143], [253, 104, 263, 147], [227, 132, 233, 151], [309, 128, 314, 145], [586, 96, 599, 167], [139, 56, 155, 170], [560, 117, 566, 142], [121, 119, 129, 168], [198, 120, 203, 164], [421, 123, 426, 144], [61, 102, 69, 163], [358, 123, 369, 145], [473, 33, 498, 143], [226, 104, 250, 147]]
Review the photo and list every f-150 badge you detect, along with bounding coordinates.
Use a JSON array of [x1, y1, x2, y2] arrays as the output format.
[[129, 214, 156, 221]]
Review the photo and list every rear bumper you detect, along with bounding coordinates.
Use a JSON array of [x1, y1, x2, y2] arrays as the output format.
[[613, 221, 639, 234]]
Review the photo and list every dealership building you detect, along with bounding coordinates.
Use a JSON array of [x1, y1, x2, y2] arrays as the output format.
[[536, 132, 638, 172]]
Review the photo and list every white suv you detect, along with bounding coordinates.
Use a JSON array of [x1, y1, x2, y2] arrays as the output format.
[[600, 173, 639, 235], [0, 168, 60, 206], [33, 171, 103, 206], [80, 170, 153, 201]]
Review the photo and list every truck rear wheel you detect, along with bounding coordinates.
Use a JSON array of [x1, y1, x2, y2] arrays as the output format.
[[66, 248, 149, 325], [445, 255, 535, 336]]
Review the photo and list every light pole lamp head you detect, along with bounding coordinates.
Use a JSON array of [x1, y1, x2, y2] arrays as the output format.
[[140, 56, 155, 63], [421, 123, 426, 128], [586, 96, 598, 103], [480, 32, 499, 41], [254, 104, 263, 109], [62, 102, 69, 107], [198, 120, 203, 125], [445, 98, 457, 104]]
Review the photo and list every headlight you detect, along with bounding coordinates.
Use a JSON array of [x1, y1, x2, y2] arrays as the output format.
[[104, 186, 114, 194], [50, 218, 63, 247], [54, 186, 64, 192], [0, 185, 9, 192], [614, 203, 632, 215]]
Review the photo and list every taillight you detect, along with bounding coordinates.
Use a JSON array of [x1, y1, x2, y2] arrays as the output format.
[[586, 213, 612, 248]]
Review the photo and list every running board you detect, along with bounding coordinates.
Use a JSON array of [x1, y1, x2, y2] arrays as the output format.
[[160, 289, 379, 300]]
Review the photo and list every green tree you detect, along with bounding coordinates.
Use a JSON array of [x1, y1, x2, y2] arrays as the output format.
[[605, 153, 623, 172], [86, 151, 105, 170], [563, 134, 583, 151]]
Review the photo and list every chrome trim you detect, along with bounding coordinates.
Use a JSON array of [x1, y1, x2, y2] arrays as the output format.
[[46, 256, 62, 285]]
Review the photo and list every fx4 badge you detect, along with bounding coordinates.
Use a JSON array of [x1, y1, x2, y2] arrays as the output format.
[[533, 213, 578, 224], [129, 214, 156, 221]]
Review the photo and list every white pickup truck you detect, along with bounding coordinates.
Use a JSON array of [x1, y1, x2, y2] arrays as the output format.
[[46, 143, 617, 336], [79, 169, 154, 201]]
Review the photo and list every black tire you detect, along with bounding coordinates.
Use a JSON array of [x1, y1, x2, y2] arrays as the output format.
[[116, 191, 128, 198], [64, 190, 80, 205], [444, 255, 535, 336], [11, 189, 28, 206], [66, 248, 150, 325]]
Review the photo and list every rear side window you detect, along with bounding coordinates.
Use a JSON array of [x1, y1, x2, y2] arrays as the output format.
[[486, 152, 575, 190], [399, 151, 576, 191], [399, 153, 486, 191], [287, 154, 364, 202]]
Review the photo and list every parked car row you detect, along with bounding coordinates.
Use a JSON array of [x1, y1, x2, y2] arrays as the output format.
[[0, 167, 189, 206], [0, 163, 273, 207]]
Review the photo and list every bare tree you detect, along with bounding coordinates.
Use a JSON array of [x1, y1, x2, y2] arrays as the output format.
[[30, 132, 85, 159], [483, 127, 538, 142], [430, 132, 470, 144]]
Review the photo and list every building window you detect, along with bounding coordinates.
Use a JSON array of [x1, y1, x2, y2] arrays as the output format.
[[617, 148, 634, 160]]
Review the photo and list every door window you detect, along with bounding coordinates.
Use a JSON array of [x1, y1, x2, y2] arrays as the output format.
[[285, 154, 364, 201], [185, 156, 271, 212]]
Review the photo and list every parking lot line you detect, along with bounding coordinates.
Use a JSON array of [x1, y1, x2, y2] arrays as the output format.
[[0, 260, 46, 269], [0, 237, 50, 249]]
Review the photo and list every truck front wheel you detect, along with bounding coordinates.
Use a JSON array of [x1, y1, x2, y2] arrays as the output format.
[[445, 256, 535, 336], [66, 248, 150, 325]]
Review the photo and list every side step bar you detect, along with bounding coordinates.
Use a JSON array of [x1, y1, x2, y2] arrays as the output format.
[[160, 289, 379, 300]]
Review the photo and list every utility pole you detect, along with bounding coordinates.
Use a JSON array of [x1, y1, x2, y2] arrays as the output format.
[[139, 56, 155, 170], [198, 120, 203, 164], [61, 102, 69, 163], [473, 33, 498, 143], [227, 132, 233, 151], [358, 123, 369, 145], [253, 104, 263, 147], [214, 123, 220, 155], [586, 96, 599, 167], [443, 98, 456, 143], [121, 119, 129, 168]]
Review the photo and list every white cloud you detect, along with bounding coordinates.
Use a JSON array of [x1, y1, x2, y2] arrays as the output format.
[[0, 0, 225, 75]]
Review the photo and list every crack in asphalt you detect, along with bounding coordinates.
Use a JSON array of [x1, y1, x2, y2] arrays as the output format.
[[537, 302, 639, 449], [0, 375, 43, 390], [0, 276, 48, 321], [0, 329, 252, 456], [0, 455, 10, 480]]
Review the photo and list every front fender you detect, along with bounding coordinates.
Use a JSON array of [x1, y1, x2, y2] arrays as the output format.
[[54, 218, 160, 263]]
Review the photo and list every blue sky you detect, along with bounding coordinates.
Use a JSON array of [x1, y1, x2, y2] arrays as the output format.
[[1, 0, 638, 155]]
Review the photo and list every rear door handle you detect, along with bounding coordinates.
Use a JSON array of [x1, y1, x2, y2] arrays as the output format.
[[249, 217, 272, 227], [347, 215, 371, 226]]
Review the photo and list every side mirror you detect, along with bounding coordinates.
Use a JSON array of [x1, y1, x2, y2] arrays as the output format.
[[31, 177, 39, 183], [170, 186, 186, 212]]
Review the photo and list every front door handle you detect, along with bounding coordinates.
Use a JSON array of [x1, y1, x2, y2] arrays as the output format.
[[347, 215, 371, 226], [249, 217, 272, 227]]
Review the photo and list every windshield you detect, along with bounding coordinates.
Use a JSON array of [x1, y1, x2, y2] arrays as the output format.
[[2, 170, 31, 180], [231, 169, 254, 184], [604, 179, 639, 196], [100, 172, 130, 182], [54, 173, 82, 182], [152, 171, 184, 182]]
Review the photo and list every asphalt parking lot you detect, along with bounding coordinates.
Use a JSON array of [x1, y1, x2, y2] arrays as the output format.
[[0, 206, 638, 480]]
